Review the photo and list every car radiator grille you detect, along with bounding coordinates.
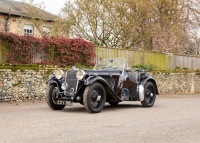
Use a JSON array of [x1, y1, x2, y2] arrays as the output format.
[[66, 70, 77, 79], [66, 70, 78, 94]]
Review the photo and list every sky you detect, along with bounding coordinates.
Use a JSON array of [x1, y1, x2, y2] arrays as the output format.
[[14, 0, 67, 15]]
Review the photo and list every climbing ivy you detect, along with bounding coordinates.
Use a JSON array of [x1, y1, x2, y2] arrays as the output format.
[[0, 32, 95, 66]]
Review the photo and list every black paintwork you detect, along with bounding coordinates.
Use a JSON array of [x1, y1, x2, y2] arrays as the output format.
[[46, 68, 158, 103]]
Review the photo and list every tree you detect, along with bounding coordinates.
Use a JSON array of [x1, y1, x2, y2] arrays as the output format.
[[183, 0, 200, 55], [62, 0, 200, 55], [22, 0, 70, 37], [62, 0, 150, 48]]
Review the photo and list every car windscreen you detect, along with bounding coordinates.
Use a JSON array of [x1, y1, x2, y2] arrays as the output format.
[[94, 58, 126, 70]]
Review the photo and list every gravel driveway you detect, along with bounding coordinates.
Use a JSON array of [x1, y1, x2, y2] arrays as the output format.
[[0, 94, 200, 143]]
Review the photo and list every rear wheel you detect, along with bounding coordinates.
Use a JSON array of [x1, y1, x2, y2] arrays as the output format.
[[46, 84, 65, 110], [83, 82, 106, 113], [141, 82, 156, 107]]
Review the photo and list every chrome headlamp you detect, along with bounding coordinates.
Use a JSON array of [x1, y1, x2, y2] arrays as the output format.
[[54, 70, 64, 80], [76, 70, 86, 80], [61, 82, 68, 90]]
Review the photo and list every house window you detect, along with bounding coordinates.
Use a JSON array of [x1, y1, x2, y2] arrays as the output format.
[[43, 26, 51, 36], [24, 24, 34, 36]]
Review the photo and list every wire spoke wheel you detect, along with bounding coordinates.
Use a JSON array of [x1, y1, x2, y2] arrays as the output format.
[[83, 82, 106, 113], [46, 84, 65, 110], [90, 89, 103, 108]]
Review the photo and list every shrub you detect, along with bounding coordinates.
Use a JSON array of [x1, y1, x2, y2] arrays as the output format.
[[131, 64, 157, 71], [0, 32, 95, 66], [175, 66, 181, 69]]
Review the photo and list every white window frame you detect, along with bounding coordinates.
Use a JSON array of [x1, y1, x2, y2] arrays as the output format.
[[24, 24, 34, 36]]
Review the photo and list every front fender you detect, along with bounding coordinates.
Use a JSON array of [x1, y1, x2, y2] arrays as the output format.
[[84, 76, 107, 86], [46, 77, 60, 88], [84, 76, 122, 102], [46, 77, 61, 91]]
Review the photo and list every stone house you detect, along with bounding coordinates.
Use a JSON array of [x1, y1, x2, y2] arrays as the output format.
[[0, 0, 60, 63], [0, 0, 56, 37]]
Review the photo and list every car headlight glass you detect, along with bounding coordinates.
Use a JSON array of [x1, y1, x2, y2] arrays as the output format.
[[76, 70, 85, 80], [61, 82, 68, 90], [54, 70, 64, 80]]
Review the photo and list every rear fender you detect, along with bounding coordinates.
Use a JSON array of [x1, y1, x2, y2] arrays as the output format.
[[136, 77, 158, 102], [140, 77, 159, 95], [84, 76, 122, 102]]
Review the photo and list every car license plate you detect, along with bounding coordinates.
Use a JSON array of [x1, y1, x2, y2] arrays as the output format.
[[57, 100, 73, 106]]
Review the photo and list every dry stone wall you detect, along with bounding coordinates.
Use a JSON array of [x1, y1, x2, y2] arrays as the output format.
[[0, 69, 199, 102]]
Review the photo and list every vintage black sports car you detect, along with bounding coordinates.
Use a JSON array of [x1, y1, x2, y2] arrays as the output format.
[[46, 58, 158, 113]]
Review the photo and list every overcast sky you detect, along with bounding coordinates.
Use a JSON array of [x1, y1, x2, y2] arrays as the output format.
[[14, 0, 67, 15]]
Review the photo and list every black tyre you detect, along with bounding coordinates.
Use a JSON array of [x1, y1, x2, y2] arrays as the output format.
[[83, 82, 106, 113], [141, 82, 156, 107], [108, 101, 119, 106], [46, 84, 65, 110]]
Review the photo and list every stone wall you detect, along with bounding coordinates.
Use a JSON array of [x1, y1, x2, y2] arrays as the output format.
[[0, 69, 50, 102], [0, 69, 199, 102], [152, 73, 200, 94]]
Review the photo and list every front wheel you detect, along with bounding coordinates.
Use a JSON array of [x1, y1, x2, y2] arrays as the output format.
[[46, 84, 65, 110], [83, 82, 106, 113], [141, 82, 156, 107]]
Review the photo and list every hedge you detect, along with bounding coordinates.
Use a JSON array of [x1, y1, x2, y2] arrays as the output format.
[[0, 32, 95, 66]]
